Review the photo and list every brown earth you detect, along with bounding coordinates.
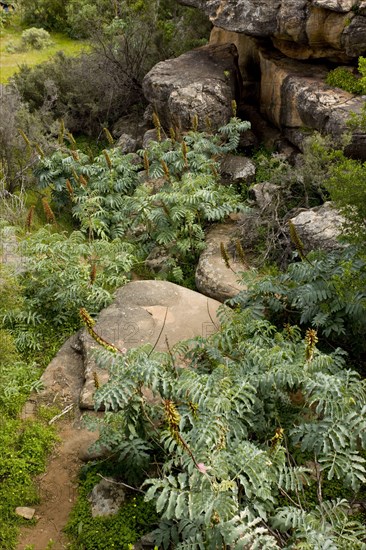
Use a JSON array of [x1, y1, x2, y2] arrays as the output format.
[[16, 332, 98, 550], [16, 420, 98, 550]]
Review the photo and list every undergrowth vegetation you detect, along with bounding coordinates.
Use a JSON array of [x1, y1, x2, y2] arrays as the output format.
[[81, 304, 366, 548], [2, 25, 366, 544], [326, 56, 366, 95], [65, 464, 159, 549], [0, 300, 57, 549]]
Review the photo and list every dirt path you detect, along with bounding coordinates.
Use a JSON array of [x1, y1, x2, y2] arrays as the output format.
[[16, 423, 97, 550], [16, 334, 98, 550]]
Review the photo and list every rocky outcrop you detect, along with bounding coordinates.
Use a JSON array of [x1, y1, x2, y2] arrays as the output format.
[[142, 43, 240, 131], [290, 202, 345, 251], [178, 0, 366, 61], [195, 223, 247, 302], [259, 50, 366, 158], [79, 280, 222, 409]]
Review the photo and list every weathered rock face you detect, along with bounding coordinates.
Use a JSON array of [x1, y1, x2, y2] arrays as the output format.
[[290, 202, 345, 251], [142, 43, 240, 131], [80, 280, 222, 409], [178, 0, 366, 61], [259, 50, 366, 158]]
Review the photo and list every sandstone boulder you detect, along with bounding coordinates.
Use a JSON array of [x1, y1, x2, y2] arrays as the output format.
[[259, 51, 366, 159], [195, 223, 247, 302], [116, 133, 138, 154], [142, 44, 240, 131], [112, 113, 149, 149], [79, 280, 222, 409], [142, 129, 158, 148], [290, 202, 345, 252]]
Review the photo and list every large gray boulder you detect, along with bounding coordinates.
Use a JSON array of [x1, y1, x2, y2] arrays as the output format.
[[79, 280, 222, 409], [195, 223, 247, 303], [290, 202, 345, 252], [178, 0, 366, 61], [142, 43, 240, 131]]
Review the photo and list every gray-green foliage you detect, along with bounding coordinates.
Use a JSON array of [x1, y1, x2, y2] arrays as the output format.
[[85, 306, 366, 549], [21, 228, 135, 314], [20, 27, 53, 50], [232, 245, 366, 360], [2, 228, 135, 352], [34, 116, 249, 281]]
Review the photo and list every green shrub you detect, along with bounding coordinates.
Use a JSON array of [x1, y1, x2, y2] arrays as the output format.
[[34, 116, 249, 281], [20, 0, 68, 31], [326, 56, 366, 95], [326, 66, 365, 94], [232, 244, 366, 366], [20, 228, 135, 317], [82, 306, 366, 549], [0, 4, 14, 29], [326, 156, 366, 242], [20, 27, 53, 50]]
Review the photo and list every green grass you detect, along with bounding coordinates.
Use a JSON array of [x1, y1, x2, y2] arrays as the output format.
[[0, 24, 89, 83]]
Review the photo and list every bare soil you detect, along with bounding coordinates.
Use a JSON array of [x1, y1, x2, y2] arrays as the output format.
[[16, 422, 97, 550], [15, 333, 98, 550]]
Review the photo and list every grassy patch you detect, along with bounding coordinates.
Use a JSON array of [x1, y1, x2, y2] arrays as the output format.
[[65, 463, 159, 550], [0, 25, 89, 83]]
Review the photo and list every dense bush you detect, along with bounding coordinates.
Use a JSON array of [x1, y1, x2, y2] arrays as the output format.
[[232, 245, 366, 364], [13, 0, 210, 135], [1, 228, 136, 357], [20, 0, 68, 31], [83, 305, 366, 548], [20, 27, 53, 50], [11, 47, 147, 136], [34, 115, 249, 280]]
